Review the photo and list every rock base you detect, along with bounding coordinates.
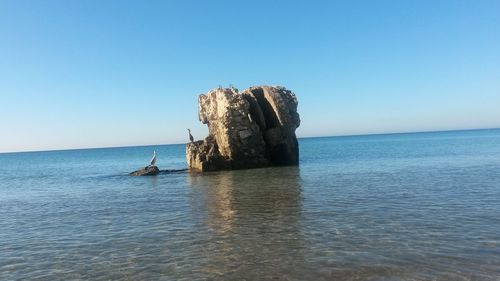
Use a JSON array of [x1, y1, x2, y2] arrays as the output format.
[[130, 165, 160, 176]]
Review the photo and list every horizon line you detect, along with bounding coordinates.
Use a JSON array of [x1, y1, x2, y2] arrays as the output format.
[[1, 127, 499, 155]]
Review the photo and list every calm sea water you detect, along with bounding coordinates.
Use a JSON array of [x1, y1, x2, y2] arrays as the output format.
[[1, 129, 500, 280]]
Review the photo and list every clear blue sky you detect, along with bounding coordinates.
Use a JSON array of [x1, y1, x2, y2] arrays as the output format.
[[1, 0, 499, 152]]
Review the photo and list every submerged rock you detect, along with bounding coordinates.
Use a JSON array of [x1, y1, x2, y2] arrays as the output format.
[[130, 165, 160, 176], [187, 85, 300, 171]]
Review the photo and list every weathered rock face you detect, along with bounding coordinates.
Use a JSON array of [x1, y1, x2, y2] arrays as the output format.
[[186, 85, 300, 171], [130, 165, 160, 176]]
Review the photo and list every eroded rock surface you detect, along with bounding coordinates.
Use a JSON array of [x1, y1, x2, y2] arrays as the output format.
[[186, 85, 300, 171]]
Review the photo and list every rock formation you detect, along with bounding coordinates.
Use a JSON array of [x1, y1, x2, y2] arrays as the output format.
[[130, 165, 160, 176], [186, 85, 300, 171]]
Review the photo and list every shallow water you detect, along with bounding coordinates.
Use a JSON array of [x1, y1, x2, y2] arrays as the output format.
[[1, 129, 500, 280]]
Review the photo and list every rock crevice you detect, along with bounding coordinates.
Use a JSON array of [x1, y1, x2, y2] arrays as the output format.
[[187, 85, 300, 171]]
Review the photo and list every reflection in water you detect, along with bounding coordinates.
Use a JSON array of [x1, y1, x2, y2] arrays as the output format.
[[187, 167, 311, 279], [149, 174, 159, 188]]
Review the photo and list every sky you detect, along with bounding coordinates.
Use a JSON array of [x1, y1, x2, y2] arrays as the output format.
[[1, 0, 499, 153]]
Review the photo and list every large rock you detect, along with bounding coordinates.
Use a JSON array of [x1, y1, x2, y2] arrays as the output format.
[[130, 165, 160, 176], [187, 85, 300, 171]]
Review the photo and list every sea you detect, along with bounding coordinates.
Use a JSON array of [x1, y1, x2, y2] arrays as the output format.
[[1, 129, 500, 281]]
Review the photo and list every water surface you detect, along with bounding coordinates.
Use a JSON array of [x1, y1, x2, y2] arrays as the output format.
[[1, 129, 500, 280]]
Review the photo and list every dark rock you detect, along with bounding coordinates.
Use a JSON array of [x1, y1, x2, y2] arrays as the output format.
[[130, 165, 160, 176]]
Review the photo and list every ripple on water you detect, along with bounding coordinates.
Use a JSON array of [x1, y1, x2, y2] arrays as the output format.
[[1, 131, 500, 280]]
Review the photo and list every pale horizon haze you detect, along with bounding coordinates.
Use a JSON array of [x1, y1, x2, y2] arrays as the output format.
[[1, 0, 500, 153]]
